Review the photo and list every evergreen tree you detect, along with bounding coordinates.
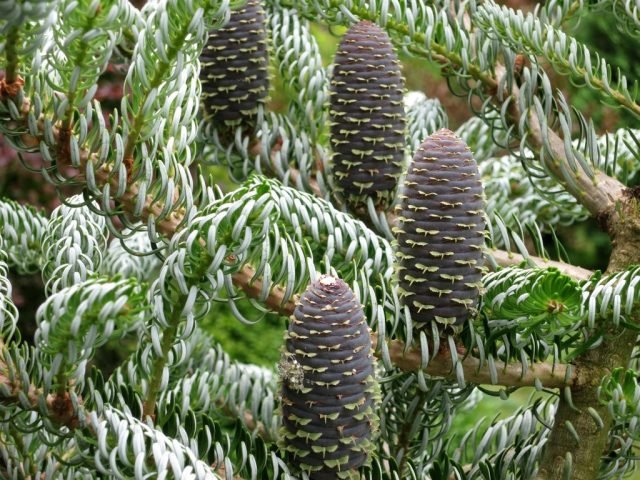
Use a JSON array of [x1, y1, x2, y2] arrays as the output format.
[[1, 0, 640, 478]]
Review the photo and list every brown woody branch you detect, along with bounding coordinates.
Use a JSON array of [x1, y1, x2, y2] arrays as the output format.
[[385, 337, 575, 389], [231, 264, 577, 388], [496, 62, 628, 222], [2, 60, 594, 429], [487, 248, 593, 281]]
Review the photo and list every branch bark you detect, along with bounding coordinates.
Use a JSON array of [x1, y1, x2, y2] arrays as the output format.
[[536, 199, 640, 479], [484, 41, 638, 480], [487, 248, 593, 281], [0, 95, 590, 412], [384, 337, 575, 389], [526, 109, 626, 222], [496, 71, 639, 480], [231, 264, 578, 388]]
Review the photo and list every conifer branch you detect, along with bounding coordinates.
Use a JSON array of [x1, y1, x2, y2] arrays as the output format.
[[122, 21, 192, 163], [0, 108, 591, 400], [525, 106, 627, 222], [247, 138, 323, 197], [292, 1, 629, 226], [141, 296, 187, 419], [476, 2, 640, 118], [386, 338, 575, 389], [5, 0, 640, 474], [0, 354, 86, 429], [487, 248, 593, 281], [3, 27, 19, 86], [229, 264, 578, 388], [1, 33, 598, 415], [605, 0, 640, 34]]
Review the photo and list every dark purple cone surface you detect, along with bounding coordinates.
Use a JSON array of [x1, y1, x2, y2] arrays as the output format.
[[329, 20, 405, 209], [395, 129, 485, 331], [279, 276, 378, 480], [200, 0, 269, 130]]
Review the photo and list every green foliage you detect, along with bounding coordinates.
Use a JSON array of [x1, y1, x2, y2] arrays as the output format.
[[598, 368, 640, 478], [36, 277, 147, 391], [572, 6, 640, 129], [0, 0, 57, 84], [41, 194, 108, 293], [270, 10, 328, 140], [0, 198, 47, 273], [2, 0, 640, 478], [100, 228, 162, 281], [48, 0, 136, 114], [405, 92, 448, 156], [582, 265, 640, 328], [0, 239, 18, 340], [451, 395, 553, 479], [475, 1, 640, 117], [480, 267, 583, 362], [480, 152, 589, 235], [201, 303, 284, 367]]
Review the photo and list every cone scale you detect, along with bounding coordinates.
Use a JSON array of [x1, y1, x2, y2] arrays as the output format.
[[329, 20, 405, 210], [279, 276, 378, 480], [199, 0, 269, 133], [395, 129, 485, 331]]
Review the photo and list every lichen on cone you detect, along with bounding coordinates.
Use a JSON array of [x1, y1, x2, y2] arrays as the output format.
[[395, 129, 486, 332], [329, 20, 405, 211], [199, 0, 269, 136], [278, 275, 378, 479]]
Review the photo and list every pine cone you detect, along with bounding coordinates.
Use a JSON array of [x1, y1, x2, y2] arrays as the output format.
[[279, 275, 378, 480], [395, 129, 485, 331], [329, 20, 405, 210], [200, 0, 269, 135]]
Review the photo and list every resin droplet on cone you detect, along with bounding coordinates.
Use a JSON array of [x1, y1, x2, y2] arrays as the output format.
[[329, 20, 405, 210], [279, 275, 378, 479], [395, 129, 486, 331]]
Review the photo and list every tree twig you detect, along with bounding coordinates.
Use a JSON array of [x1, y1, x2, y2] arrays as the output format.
[[141, 297, 187, 420], [229, 264, 578, 388], [486, 43, 636, 480], [525, 107, 626, 222], [487, 248, 593, 281], [0, 344, 273, 441], [384, 336, 575, 389]]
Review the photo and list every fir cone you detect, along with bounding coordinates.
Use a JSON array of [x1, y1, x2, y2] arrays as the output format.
[[395, 129, 485, 331], [329, 20, 405, 210], [279, 275, 378, 480], [199, 0, 269, 134]]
